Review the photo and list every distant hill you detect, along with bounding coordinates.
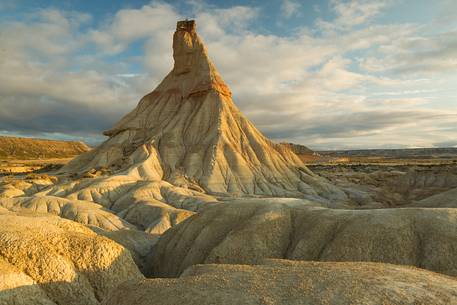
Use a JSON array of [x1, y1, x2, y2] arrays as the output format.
[[0, 136, 90, 159], [278, 142, 315, 155], [277, 142, 321, 163], [319, 148, 457, 159]]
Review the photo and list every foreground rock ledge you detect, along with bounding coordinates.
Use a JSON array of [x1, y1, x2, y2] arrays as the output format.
[[103, 260, 457, 305], [0, 212, 143, 305]]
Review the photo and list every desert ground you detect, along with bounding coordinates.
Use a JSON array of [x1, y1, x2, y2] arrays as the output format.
[[1, 20, 456, 305]]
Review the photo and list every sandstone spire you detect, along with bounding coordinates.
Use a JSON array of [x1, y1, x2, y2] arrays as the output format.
[[61, 20, 344, 199]]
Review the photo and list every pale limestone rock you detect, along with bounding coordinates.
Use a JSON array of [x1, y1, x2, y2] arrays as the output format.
[[103, 260, 457, 305]]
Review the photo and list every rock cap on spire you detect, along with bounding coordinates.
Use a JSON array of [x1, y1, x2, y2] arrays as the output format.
[[176, 20, 196, 33]]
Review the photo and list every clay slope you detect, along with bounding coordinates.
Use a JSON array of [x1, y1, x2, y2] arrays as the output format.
[[0, 173, 213, 236], [0, 136, 90, 159], [0, 196, 135, 231], [60, 20, 344, 200], [104, 260, 457, 305], [151, 201, 457, 277]]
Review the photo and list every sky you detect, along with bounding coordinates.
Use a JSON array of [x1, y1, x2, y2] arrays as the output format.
[[0, 0, 456, 150]]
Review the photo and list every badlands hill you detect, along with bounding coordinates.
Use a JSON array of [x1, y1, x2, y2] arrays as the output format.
[[0, 136, 90, 159], [279, 142, 320, 163], [60, 20, 343, 200]]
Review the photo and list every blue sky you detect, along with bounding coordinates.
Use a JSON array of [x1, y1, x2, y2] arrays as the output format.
[[0, 0, 456, 149]]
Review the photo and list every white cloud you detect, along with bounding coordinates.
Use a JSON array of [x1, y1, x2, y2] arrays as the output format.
[[317, 0, 392, 31], [361, 30, 457, 75], [281, 0, 302, 18], [332, 0, 390, 26], [89, 2, 180, 55]]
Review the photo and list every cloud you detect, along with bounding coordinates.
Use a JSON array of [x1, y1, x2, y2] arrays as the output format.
[[301, 110, 454, 138], [317, 0, 392, 31], [0, 10, 84, 60], [434, 0, 457, 27], [89, 2, 179, 55], [360, 29, 457, 75], [333, 0, 390, 25], [0, 8, 148, 140], [281, 0, 302, 18], [277, 110, 457, 150], [368, 97, 430, 107]]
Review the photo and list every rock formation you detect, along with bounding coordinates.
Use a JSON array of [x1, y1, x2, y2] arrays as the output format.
[[151, 201, 457, 277], [0, 212, 143, 305], [0, 196, 135, 231], [59, 20, 344, 201], [103, 260, 457, 305]]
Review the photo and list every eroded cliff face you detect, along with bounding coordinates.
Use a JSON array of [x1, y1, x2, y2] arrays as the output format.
[[60, 20, 344, 200]]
